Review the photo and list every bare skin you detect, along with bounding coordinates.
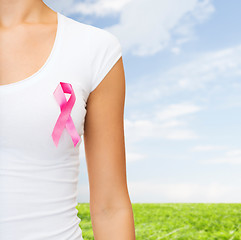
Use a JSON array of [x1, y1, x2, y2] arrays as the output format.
[[0, 1, 58, 85], [0, 0, 136, 239], [84, 57, 136, 239]]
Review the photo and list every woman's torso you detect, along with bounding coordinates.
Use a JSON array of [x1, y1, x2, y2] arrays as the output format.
[[0, 10, 122, 240]]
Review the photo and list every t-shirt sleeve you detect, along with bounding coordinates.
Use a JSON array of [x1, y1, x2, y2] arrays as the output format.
[[89, 28, 122, 93]]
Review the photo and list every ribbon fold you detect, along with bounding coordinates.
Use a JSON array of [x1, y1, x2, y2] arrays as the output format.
[[52, 82, 81, 147]]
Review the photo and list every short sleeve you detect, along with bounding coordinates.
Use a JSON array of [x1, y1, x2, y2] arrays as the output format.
[[89, 28, 122, 93]]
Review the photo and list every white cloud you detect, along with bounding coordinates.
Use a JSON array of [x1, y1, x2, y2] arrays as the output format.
[[124, 102, 201, 142], [124, 118, 198, 142], [191, 145, 228, 151], [128, 181, 241, 203], [65, 0, 132, 17], [164, 44, 241, 91], [104, 0, 215, 56], [126, 152, 146, 162], [171, 47, 181, 55], [156, 102, 202, 121], [46, 0, 214, 56], [127, 44, 241, 105], [200, 148, 241, 164]]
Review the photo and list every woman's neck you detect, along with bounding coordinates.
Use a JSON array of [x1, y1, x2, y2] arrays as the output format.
[[0, 0, 47, 28]]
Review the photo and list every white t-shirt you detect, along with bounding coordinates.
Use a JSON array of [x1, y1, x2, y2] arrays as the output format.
[[0, 11, 122, 240]]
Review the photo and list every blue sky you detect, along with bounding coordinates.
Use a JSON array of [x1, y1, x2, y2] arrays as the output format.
[[45, 0, 241, 203]]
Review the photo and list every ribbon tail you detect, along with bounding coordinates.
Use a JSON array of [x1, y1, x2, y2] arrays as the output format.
[[66, 116, 81, 147], [52, 112, 68, 147]]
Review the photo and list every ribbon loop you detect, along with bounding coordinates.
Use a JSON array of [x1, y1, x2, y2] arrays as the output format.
[[52, 82, 81, 147]]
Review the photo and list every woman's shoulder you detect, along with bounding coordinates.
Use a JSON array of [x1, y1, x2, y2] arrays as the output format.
[[57, 12, 122, 94], [59, 12, 121, 50]]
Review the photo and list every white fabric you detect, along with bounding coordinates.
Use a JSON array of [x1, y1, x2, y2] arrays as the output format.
[[0, 11, 122, 240]]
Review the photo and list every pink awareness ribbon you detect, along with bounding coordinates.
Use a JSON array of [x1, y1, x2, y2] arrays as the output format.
[[52, 82, 81, 147]]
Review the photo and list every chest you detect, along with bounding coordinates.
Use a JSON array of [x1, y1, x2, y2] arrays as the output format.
[[0, 23, 57, 86], [0, 14, 92, 155], [0, 80, 88, 159]]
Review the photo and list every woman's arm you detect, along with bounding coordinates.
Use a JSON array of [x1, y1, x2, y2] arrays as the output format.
[[83, 57, 136, 240]]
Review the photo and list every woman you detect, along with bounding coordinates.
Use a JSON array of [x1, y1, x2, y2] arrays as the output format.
[[0, 0, 136, 239]]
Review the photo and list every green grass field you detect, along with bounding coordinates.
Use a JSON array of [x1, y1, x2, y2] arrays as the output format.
[[76, 203, 241, 240]]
